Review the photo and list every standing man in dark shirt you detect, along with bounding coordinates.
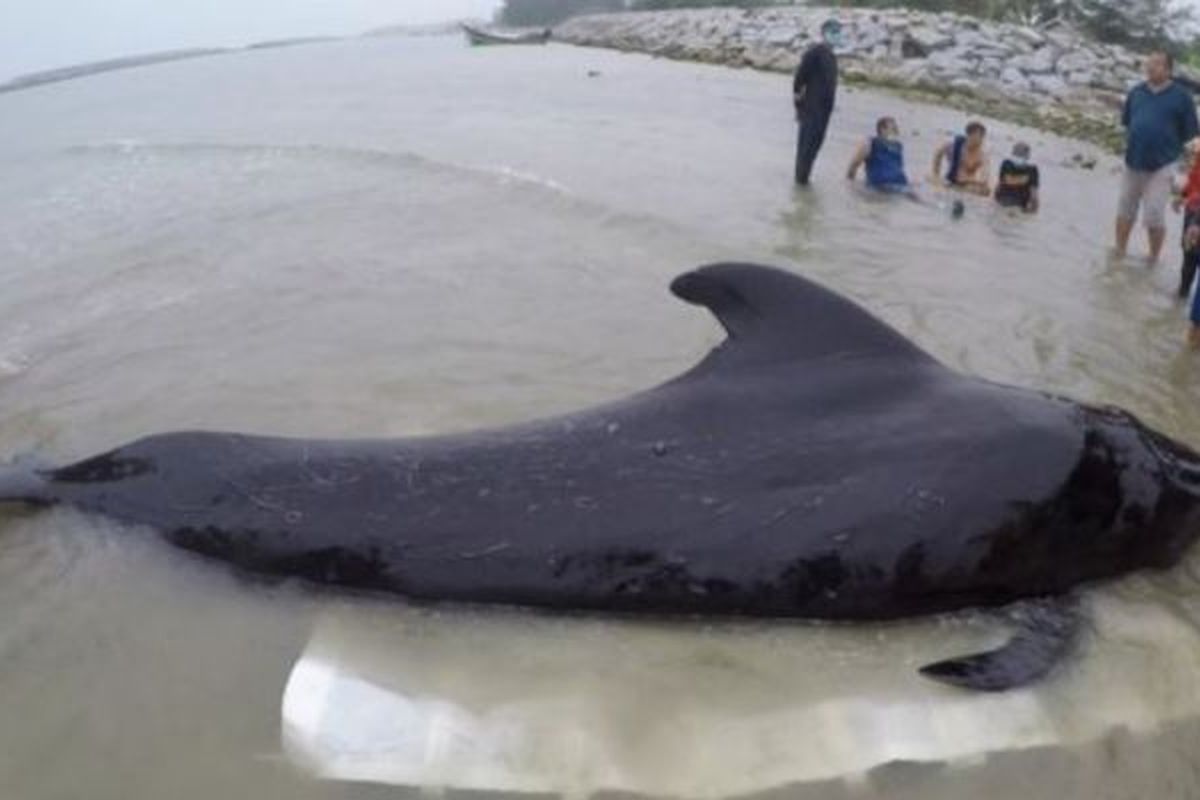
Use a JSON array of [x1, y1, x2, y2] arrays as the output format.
[[793, 19, 841, 185], [1115, 50, 1199, 264]]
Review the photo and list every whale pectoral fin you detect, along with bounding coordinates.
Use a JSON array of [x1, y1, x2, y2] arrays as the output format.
[[917, 596, 1082, 692]]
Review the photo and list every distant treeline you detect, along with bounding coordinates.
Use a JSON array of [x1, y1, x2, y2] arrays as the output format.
[[628, 0, 786, 8], [497, 0, 784, 25], [498, 0, 624, 26]]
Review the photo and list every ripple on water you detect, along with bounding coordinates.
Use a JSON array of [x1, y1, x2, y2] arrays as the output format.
[[0, 512, 102, 665], [0, 353, 29, 379]]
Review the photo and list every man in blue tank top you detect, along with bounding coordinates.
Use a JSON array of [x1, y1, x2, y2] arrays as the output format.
[[1115, 50, 1199, 264], [846, 116, 914, 195]]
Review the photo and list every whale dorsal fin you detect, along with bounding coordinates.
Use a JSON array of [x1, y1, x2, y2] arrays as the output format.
[[670, 263, 936, 370]]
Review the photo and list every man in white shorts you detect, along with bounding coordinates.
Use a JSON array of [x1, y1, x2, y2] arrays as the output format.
[[1115, 50, 1199, 264]]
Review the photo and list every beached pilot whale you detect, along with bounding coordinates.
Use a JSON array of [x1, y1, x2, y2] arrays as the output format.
[[2, 263, 1200, 691]]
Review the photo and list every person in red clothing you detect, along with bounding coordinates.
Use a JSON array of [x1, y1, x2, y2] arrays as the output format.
[[1173, 139, 1200, 299]]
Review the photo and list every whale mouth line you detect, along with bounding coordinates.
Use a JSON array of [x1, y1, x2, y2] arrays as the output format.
[[1075, 404, 1200, 493], [1132, 422, 1200, 493]]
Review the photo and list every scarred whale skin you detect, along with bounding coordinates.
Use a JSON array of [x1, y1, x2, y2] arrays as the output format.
[[3, 263, 1199, 689]]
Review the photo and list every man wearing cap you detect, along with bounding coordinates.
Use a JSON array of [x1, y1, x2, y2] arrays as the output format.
[[793, 19, 842, 185], [994, 142, 1040, 213]]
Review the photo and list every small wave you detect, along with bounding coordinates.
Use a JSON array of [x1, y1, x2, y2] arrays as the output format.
[[66, 140, 431, 173], [139, 289, 198, 313], [50, 139, 753, 263], [492, 165, 571, 194], [64, 139, 578, 198], [0, 511, 95, 602], [0, 350, 30, 378], [105, 138, 148, 154]]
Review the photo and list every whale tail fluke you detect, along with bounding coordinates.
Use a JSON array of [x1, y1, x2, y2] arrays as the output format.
[[917, 596, 1082, 692], [0, 465, 54, 507]]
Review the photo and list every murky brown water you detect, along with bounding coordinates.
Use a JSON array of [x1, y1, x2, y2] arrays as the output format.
[[2, 34, 1200, 799]]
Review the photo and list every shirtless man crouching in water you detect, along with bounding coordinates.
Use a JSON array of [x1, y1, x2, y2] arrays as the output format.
[[932, 121, 991, 196]]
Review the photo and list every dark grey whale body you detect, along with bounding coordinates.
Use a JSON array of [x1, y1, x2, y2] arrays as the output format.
[[4, 263, 1200, 690]]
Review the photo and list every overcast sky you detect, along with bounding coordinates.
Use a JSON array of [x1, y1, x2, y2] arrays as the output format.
[[0, 0, 502, 81], [6, 0, 1200, 83]]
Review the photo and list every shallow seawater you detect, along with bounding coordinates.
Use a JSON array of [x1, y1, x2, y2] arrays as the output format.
[[2, 34, 1200, 799]]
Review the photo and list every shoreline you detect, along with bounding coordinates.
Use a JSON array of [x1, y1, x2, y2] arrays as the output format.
[[0, 48, 234, 95], [0, 9, 1176, 157], [552, 7, 1182, 155], [0, 19, 484, 95]]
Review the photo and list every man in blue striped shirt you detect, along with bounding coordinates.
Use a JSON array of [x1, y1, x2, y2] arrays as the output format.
[[1115, 50, 1200, 265]]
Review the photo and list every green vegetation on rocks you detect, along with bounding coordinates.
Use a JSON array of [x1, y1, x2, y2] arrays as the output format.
[[499, 0, 625, 27]]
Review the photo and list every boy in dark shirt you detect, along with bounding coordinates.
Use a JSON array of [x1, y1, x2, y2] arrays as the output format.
[[994, 142, 1040, 213]]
